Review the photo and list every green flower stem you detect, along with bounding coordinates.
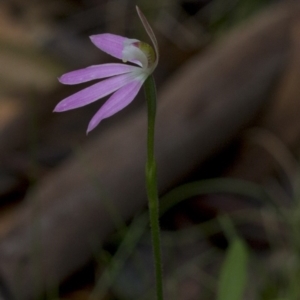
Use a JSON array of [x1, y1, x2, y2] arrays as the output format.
[[143, 75, 164, 300]]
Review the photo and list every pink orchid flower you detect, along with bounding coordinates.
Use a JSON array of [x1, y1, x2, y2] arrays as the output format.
[[54, 7, 159, 133]]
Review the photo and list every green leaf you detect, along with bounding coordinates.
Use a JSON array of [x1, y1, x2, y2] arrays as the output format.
[[217, 238, 249, 300]]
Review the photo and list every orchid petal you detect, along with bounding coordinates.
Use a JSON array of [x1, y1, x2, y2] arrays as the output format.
[[59, 63, 139, 85], [54, 73, 135, 112], [87, 79, 144, 132], [90, 34, 126, 60], [90, 34, 146, 67]]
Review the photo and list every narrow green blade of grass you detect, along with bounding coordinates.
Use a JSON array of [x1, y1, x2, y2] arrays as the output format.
[[217, 238, 249, 300]]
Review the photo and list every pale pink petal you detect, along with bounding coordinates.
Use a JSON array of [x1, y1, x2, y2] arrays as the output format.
[[90, 34, 145, 67], [87, 79, 144, 132], [90, 34, 127, 60], [54, 73, 135, 112], [59, 63, 139, 85]]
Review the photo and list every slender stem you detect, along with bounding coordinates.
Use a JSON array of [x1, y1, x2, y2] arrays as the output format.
[[143, 75, 164, 300]]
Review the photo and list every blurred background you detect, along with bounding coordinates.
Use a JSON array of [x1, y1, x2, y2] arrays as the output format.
[[2, 0, 300, 299]]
